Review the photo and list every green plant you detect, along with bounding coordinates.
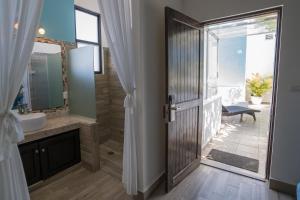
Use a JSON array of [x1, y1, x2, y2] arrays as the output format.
[[247, 73, 272, 97]]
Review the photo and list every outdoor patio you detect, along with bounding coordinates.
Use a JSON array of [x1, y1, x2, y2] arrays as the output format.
[[202, 104, 271, 178]]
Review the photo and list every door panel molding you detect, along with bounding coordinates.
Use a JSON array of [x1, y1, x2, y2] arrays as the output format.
[[165, 7, 203, 192]]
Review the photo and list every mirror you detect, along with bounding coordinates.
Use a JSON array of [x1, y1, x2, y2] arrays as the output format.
[[15, 42, 64, 111]]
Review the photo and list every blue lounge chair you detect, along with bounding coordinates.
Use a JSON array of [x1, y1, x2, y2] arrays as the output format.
[[222, 105, 261, 122]]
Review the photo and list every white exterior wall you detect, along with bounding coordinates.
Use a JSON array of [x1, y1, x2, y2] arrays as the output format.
[[245, 34, 276, 103], [202, 96, 222, 147]]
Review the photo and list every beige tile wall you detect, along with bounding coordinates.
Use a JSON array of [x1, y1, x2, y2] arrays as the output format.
[[80, 123, 100, 171], [95, 48, 125, 144]]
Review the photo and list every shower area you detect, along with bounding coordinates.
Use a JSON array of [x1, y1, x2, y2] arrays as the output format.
[[95, 48, 125, 179]]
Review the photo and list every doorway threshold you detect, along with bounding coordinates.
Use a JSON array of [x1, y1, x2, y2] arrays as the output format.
[[201, 159, 266, 182]]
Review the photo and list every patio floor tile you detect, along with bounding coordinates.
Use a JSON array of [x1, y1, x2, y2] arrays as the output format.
[[202, 104, 271, 178]]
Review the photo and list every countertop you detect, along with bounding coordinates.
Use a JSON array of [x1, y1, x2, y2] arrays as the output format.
[[19, 115, 97, 145]]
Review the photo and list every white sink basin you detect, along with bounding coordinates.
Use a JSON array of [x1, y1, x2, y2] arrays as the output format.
[[13, 111, 47, 132]]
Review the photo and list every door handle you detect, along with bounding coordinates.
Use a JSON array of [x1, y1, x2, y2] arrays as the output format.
[[168, 95, 177, 122], [170, 106, 181, 111]]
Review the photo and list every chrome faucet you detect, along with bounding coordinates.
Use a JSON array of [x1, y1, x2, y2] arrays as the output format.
[[18, 103, 29, 114]]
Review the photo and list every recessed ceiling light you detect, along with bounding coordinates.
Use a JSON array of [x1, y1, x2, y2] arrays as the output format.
[[38, 27, 46, 35]]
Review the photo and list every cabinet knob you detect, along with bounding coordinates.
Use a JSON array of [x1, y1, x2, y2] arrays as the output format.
[[41, 148, 45, 153], [35, 149, 39, 154]]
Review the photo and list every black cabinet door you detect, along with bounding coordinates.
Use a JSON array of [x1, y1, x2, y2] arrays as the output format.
[[39, 130, 80, 179], [18, 142, 41, 186]]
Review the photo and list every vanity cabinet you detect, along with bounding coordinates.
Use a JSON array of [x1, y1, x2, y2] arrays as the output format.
[[39, 130, 80, 179], [18, 129, 80, 186], [18, 142, 41, 186]]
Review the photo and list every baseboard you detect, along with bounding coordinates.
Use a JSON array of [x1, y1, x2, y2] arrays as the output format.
[[134, 173, 165, 200], [269, 178, 296, 196]]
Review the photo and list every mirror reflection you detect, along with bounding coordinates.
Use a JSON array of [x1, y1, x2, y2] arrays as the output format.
[[14, 42, 64, 111]]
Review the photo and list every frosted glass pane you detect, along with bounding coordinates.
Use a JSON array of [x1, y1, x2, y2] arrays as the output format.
[[68, 46, 96, 119], [75, 10, 98, 43], [77, 42, 100, 72], [47, 53, 64, 108]]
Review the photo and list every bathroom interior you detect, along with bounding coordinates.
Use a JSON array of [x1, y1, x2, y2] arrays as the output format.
[[12, 0, 126, 197], [2, 0, 300, 199]]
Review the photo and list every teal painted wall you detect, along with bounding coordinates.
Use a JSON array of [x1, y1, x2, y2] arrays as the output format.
[[40, 0, 75, 43]]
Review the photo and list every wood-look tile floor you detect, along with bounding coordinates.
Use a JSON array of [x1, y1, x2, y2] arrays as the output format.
[[30, 164, 295, 200], [30, 166, 131, 200], [150, 165, 295, 200], [31, 139, 294, 200]]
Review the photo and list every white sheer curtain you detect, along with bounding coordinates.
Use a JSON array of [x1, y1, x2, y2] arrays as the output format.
[[0, 0, 43, 199], [98, 0, 139, 195]]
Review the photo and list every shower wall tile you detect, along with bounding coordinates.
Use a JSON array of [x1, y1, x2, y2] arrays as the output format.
[[95, 48, 125, 144], [95, 48, 111, 143]]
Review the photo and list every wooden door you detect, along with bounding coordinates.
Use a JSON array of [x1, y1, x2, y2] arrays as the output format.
[[165, 7, 203, 191]]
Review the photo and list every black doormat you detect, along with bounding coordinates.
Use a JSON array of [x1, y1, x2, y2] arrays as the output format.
[[207, 149, 259, 173]]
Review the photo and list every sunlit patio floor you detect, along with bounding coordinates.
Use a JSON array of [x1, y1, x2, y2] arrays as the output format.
[[202, 104, 271, 179]]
